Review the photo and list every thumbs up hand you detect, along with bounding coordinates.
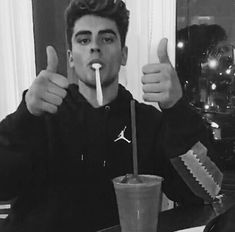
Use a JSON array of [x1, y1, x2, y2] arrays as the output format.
[[142, 38, 182, 109], [25, 46, 69, 116]]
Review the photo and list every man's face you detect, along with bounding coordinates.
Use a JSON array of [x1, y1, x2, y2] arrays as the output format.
[[68, 15, 127, 88]]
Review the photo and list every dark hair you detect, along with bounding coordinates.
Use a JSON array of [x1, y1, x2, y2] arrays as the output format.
[[65, 0, 129, 49]]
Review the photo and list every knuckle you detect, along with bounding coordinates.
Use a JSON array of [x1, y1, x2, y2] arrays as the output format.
[[61, 89, 67, 98], [142, 65, 148, 74], [143, 94, 150, 101], [41, 101, 47, 112], [39, 70, 48, 78], [38, 70, 45, 76], [27, 92, 38, 108], [63, 79, 69, 88], [142, 84, 147, 92], [35, 75, 49, 88], [141, 75, 146, 84], [51, 106, 58, 114], [57, 97, 63, 106], [143, 94, 147, 101], [44, 102, 57, 114], [142, 74, 153, 84]]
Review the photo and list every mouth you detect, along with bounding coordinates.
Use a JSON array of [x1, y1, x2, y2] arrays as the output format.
[[88, 59, 104, 70]]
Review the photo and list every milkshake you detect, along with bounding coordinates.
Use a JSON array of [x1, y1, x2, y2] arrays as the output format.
[[113, 174, 163, 232]]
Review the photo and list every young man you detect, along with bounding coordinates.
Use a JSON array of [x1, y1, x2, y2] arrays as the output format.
[[0, 0, 222, 231]]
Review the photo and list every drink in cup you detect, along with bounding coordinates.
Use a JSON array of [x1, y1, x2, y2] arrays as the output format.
[[113, 174, 163, 232]]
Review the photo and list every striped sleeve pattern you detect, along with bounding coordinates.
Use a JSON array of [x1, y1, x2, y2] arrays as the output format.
[[171, 142, 223, 202]]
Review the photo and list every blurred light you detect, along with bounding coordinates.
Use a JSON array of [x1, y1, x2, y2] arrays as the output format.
[[204, 104, 209, 110], [211, 122, 221, 140], [208, 59, 218, 69], [211, 83, 216, 90], [191, 16, 215, 25], [177, 41, 184, 49], [211, 122, 219, 128], [226, 69, 232, 75], [220, 73, 223, 76]]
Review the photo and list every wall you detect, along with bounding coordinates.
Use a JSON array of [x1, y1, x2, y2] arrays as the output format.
[[32, 0, 70, 76]]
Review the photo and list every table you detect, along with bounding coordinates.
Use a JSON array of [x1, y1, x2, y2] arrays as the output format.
[[98, 194, 235, 232]]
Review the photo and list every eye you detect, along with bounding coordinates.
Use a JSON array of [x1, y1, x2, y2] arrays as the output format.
[[102, 35, 115, 44], [79, 38, 90, 45], [76, 37, 91, 45]]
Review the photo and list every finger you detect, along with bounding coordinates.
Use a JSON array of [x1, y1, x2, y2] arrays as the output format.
[[48, 73, 69, 89], [47, 81, 67, 98], [42, 92, 63, 106], [142, 63, 162, 74], [157, 38, 170, 64], [40, 101, 58, 114], [142, 73, 162, 84], [46, 46, 58, 73], [143, 92, 165, 102], [142, 83, 164, 93]]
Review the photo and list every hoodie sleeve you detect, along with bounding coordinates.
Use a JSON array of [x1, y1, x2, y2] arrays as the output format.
[[160, 97, 223, 203], [0, 91, 47, 200]]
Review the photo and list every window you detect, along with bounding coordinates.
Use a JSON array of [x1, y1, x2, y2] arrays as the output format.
[[0, 0, 36, 120], [176, 0, 235, 169]]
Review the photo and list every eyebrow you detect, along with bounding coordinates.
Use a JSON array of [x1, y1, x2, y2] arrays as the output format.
[[98, 29, 117, 37], [74, 30, 91, 38], [74, 29, 117, 38]]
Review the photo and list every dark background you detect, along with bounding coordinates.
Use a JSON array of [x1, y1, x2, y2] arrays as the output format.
[[32, 0, 70, 76]]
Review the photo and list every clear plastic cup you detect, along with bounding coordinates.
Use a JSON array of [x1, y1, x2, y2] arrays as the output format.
[[113, 174, 163, 232]]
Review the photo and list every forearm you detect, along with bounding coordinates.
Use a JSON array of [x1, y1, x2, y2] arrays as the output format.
[[161, 98, 223, 203], [161, 98, 210, 155], [161, 158, 204, 206]]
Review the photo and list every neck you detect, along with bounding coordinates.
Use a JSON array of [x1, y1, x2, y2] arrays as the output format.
[[78, 79, 119, 108]]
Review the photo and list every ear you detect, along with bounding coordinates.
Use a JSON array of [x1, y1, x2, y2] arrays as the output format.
[[67, 50, 74, 68], [121, 46, 128, 66]]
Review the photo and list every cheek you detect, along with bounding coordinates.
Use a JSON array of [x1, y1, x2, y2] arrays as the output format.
[[70, 46, 87, 67], [72, 55, 87, 74], [110, 53, 123, 70], [73, 53, 83, 65]]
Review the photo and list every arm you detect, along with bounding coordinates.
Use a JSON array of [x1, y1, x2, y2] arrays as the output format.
[[0, 95, 46, 200], [159, 98, 222, 204], [143, 38, 222, 204], [0, 46, 68, 200]]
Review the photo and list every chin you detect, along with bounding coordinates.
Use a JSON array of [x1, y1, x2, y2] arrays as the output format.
[[79, 75, 117, 89], [78, 75, 96, 89], [83, 81, 96, 89]]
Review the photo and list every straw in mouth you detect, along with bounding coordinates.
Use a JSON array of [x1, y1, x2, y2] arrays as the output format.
[[92, 63, 103, 106]]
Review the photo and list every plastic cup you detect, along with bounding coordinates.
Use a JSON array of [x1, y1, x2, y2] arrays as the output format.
[[113, 175, 163, 232]]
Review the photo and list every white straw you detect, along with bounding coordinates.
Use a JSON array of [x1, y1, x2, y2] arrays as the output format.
[[92, 63, 103, 106]]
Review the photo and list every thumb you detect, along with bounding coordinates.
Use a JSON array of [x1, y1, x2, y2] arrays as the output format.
[[46, 46, 58, 73], [157, 38, 170, 64]]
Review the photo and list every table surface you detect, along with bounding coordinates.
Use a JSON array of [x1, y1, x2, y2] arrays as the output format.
[[98, 194, 235, 232]]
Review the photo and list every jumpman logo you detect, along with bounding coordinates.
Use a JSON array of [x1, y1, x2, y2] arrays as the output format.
[[114, 126, 131, 143]]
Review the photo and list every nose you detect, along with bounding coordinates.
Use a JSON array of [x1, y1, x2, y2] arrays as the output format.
[[90, 47, 101, 53], [90, 38, 101, 54]]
